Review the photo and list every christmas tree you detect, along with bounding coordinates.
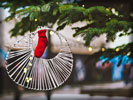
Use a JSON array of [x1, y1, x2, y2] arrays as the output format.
[[0, 0, 132, 57]]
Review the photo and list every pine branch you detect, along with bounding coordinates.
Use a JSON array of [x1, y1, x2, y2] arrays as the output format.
[[0, 0, 132, 50]]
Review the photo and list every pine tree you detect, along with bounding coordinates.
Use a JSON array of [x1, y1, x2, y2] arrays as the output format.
[[0, 0, 132, 57]]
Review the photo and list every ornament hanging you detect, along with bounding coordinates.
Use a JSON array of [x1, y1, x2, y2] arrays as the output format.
[[6, 27, 73, 90]]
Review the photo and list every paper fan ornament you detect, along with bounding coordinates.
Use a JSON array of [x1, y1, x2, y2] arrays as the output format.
[[6, 27, 73, 90]]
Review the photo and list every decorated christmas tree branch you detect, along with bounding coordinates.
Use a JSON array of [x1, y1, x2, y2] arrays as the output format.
[[0, 0, 132, 55]]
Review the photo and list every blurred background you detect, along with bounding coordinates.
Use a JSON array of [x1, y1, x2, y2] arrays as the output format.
[[0, 0, 133, 100]]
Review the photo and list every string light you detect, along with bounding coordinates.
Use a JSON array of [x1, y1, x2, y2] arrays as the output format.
[[88, 46, 93, 52], [26, 77, 32, 83], [127, 52, 131, 56], [35, 19, 38, 22], [111, 8, 115, 14], [82, 5, 85, 7], [101, 48, 105, 52], [29, 63, 32, 66], [26, 77, 29, 83], [29, 56, 33, 60], [106, 8, 110, 11], [26, 79, 30, 83], [26, 77, 29, 80], [29, 77, 32, 81], [115, 48, 120, 52], [111, 8, 119, 16], [24, 68, 27, 73], [50, 31, 54, 35], [56, 2, 59, 4]]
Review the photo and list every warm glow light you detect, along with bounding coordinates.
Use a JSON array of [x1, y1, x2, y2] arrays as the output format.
[[29, 63, 32, 66], [24, 68, 27, 73], [26, 77, 29, 80], [111, 8, 115, 14], [115, 48, 120, 52], [82, 5, 85, 7], [26, 77, 29, 83], [88, 46, 93, 51], [29, 77, 32, 81], [56, 2, 59, 4], [101, 48, 105, 52], [106, 8, 110, 11], [26, 80, 30, 83], [35, 19, 38, 22], [50, 31, 54, 35], [26, 77, 32, 83], [29, 57, 33, 60], [127, 52, 131, 56]]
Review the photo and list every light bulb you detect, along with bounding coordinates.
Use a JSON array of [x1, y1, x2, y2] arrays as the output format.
[[29, 57, 33, 60], [115, 48, 120, 52], [88, 46, 93, 52], [26, 80, 30, 83], [29, 77, 32, 81], [24, 68, 27, 73], [35, 19, 38, 22], [101, 48, 105, 52], [50, 31, 54, 35], [29, 63, 32, 66], [26, 77, 29, 80], [82, 5, 85, 7]]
